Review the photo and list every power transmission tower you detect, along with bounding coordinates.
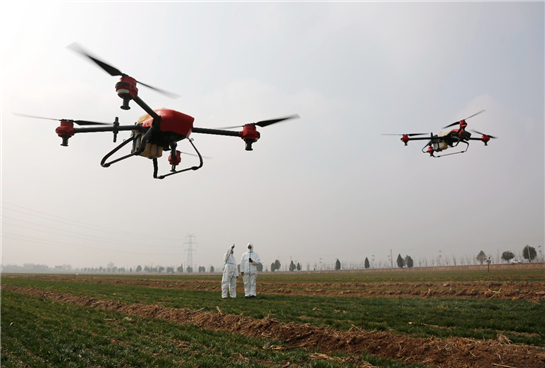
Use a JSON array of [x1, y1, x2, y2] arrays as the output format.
[[390, 249, 393, 269], [184, 234, 197, 272]]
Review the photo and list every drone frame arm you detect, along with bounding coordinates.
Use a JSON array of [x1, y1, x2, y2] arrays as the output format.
[[403, 136, 433, 141], [132, 96, 161, 125], [192, 127, 241, 137], [74, 124, 140, 134]]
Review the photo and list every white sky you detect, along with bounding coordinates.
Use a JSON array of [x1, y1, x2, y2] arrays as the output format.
[[1, 2, 543, 271]]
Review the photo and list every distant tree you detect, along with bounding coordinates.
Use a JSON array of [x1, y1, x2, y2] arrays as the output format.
[[256, 263, 263, 272], [274, 260, 281, 271], [476, 251, 487, 265], [405, 255, 414, 268], [289, 261, 296, 272], [210, 265, 215, 273], [364, 257, 370, 269], [177, 265, 184, 273], [186, 266, 193, 273], [522, 245, 537, 263], [297, 262, 301, 271], [136, 265, 142, 273], [158, 266, 165, 273], [271, 262, 276, 272], [144, 266, 151, 273], [501, 251, 515, 263], [396, 254, 404, 268], [335, 259, 341, 270]]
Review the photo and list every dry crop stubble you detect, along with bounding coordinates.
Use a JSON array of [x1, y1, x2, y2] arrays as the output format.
[[2, 265, 545, 368]]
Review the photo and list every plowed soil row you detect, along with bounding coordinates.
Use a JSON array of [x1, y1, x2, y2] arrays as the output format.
[[17, 275, 545, 302], [4, 285, 545, 368]]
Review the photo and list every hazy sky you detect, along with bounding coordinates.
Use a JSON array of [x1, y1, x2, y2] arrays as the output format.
[[1, 2, 543, 271]]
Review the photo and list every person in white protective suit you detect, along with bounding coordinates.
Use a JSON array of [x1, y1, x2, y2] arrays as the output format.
[[222, 244, 238, 299], [240, 243, 262, 298]]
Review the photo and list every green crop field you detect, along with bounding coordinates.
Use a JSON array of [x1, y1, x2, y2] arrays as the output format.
[[2, 265, 545, 368]]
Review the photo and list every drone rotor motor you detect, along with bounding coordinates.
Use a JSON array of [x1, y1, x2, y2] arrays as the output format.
[[55, 120, 75, 146], [115, 76, 138, 110]]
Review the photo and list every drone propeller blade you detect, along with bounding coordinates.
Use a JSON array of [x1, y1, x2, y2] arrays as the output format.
[[443, 109, 486, 129], [255, 114, 300, 127], [463, 109, 486, 120], [470, 129, 497, 139], [216, 114, 300, 130], [68, 43, 180, 99], [136, 81, 181, 99], [14, 112, 111, 126], [443, 122, 458, 128], [68, 43, 123, 77]]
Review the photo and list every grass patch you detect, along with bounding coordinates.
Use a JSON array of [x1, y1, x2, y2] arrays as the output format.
[[3, 273, 544, 346], [1, 290, 423, 368]]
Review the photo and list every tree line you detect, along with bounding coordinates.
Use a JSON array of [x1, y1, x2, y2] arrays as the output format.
[[480, 244, 538, 264]]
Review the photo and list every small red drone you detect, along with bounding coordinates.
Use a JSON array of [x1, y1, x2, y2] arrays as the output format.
[[16, 43, 299, 179], [383, 110, 497, 157]]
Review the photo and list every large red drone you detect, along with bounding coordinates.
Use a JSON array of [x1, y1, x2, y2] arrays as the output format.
[[383, 110, 497, 158], [16, 44, 299, 179]]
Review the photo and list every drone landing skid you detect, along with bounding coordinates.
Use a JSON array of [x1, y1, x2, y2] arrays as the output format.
[[426, 141, 470, 158], [155, 138, 203, 180], [100, 135, 138, 167], [99, 126, 203, 179]]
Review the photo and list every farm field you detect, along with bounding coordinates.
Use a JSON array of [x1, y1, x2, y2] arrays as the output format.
[[2, 264, 545, 368]]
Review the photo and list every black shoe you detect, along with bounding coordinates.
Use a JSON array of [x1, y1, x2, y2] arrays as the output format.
[[245, 296, 250, 298]]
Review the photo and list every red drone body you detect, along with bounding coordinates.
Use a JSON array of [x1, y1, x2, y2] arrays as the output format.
[[139, 108, 195, 137], [384, 110, 496, 158], [17, 43, 299, 179]]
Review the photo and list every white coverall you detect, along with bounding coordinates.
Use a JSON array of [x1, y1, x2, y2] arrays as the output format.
[[221, 247, 238, 298], [240, 244, 261, 297]]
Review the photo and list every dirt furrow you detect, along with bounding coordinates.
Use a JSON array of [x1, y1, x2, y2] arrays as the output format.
[[4, 285, 544, 368], [13, 274, 545, 302]]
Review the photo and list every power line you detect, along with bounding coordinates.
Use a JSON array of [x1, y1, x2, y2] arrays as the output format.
[[2, 216, 180, 250], [1, 201, 183, 242], [1, 231, 182, 256]]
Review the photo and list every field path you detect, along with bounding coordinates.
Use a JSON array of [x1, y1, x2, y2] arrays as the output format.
[[4, 285, 545, 368]]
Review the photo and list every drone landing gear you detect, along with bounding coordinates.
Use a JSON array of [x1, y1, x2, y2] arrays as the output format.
[[434, 141, 470, 158], [99, 124, 203, 179], [154, 138, 203, 180], [100, 135, 138, 167], [421, 140, 470, 158], [100, 124, 155, 168]]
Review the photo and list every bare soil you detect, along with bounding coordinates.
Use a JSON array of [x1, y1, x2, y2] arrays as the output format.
[[15, 274, 545, 302], [4, 285, 545, 368]]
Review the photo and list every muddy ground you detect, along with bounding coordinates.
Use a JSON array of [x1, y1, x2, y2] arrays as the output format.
[[4, 285, 545, 368]]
